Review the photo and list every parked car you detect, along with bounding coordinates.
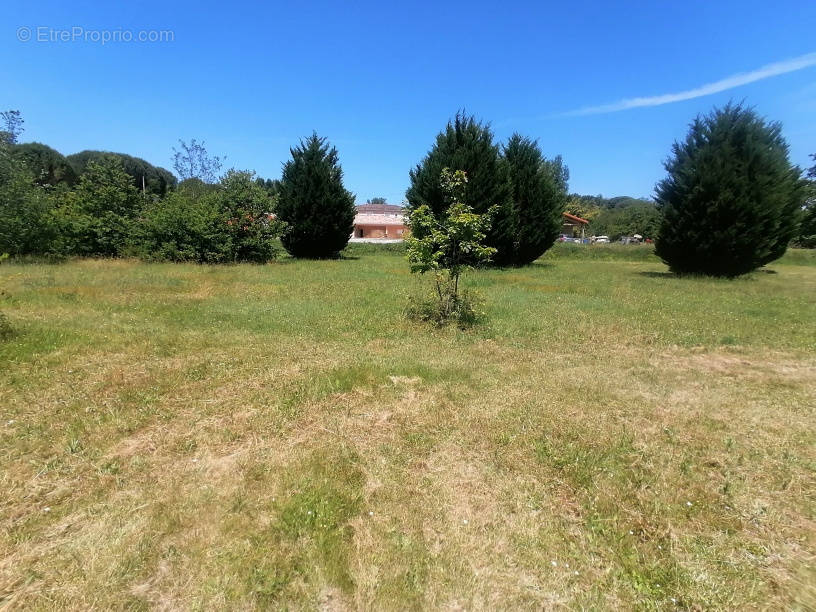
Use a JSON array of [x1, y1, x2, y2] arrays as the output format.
[[592, 235, 610, 244]]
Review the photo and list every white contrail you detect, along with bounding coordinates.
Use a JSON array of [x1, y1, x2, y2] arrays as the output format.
[[564, 52, 816, 116]]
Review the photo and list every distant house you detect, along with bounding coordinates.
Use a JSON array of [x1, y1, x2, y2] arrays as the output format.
[[562, 212, 589, 239], [352, 203, 408, 240]]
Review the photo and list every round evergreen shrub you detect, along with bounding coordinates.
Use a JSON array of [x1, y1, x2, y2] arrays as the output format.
[[277, 134, 356, 258], [655, 103, 805, 277]]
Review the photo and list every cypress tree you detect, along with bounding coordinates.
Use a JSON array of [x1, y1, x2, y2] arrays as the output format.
[[277, 133, 356, 258], [655, 103, 804, 277], [407, 112, 513, 264], [503, 134, 569, 265]]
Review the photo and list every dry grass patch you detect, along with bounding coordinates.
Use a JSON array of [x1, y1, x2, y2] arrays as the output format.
[[1, 252, 815, 609]]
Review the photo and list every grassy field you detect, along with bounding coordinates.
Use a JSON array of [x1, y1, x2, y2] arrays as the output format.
[[1, 245, 815, 610]]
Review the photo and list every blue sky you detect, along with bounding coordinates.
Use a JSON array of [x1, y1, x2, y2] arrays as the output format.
[[3, 0, 816, 203]]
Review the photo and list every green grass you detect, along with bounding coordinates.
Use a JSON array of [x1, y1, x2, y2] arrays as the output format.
[[1, 246, 815, 609]]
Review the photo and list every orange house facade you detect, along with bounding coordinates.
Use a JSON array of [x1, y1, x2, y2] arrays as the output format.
[[352, 203, 408, 240]]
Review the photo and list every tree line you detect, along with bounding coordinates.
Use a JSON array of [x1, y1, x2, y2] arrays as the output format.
[[1, 104, 814, 276], [0, 121, 355, 261]]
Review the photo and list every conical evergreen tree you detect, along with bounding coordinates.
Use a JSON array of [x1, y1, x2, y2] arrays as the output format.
[[407, 112, 514, 264], [655, 103, 804, 277], [277, 133, 356, 258], [503, 134, 569, 265]]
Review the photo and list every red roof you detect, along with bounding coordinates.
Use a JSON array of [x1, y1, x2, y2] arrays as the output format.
[[562, 212, 589, 224]]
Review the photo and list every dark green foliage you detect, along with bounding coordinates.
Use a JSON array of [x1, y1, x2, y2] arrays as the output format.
[[503, 135, 568, 265], [277, 133, 356, 258], [67, 150, 177, 196], [177, 177, 217, 197], [135, 170, 280, 263], [590, 201, 661, 240], [797, 201, 816, 248], [0, 143, 58, 255], [13, 143, 78, 186], [408, 114, 575, 266], [135, 190, 233, 263], [795, 155, 816, 248], [407, 113, 512, 263], [55, 158, 143, 256], [655, 103, 805, 277], [211, 170, 281, 262], [255, 176, 280, 197], [605, 196, 652, 209], [567, 194, 660, 227]]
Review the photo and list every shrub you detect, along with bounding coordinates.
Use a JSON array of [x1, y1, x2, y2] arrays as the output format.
[[405, 286, 482, 329], [0, 143, 58, 255], [135, 190, 234, 263], [277, 134, 356, 258], [135, 170, 281, 263], [405, 169, 495, 327], [655, 103, 805, 277], [212, 170, 282, 262], [55, 157, 143, 256]]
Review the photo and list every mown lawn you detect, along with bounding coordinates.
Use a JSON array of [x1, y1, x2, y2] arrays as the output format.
[[1, 245, 815, 610]]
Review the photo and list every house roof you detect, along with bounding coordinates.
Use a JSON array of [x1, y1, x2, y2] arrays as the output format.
[[355, 203, 405, 215], [354, 213, 406, 226], [562, 212, 589, 224]]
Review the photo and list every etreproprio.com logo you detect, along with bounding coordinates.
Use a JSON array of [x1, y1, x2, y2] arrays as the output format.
[[16, 26, 174, 44]]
